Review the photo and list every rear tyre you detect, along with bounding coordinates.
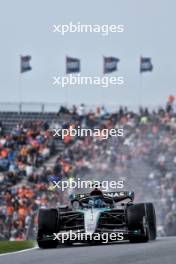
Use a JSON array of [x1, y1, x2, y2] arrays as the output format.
[[37, 208, 59, 248], [127, 203, 156, 243]]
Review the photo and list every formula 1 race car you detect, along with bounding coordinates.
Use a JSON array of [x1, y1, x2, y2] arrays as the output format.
[[37, 190, 157, 248]]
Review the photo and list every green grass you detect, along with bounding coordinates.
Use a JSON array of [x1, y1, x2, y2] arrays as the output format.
[[0, 240, 36, 254]]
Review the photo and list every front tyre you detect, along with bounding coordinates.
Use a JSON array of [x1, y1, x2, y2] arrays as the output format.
[[37, 209, 59, 249]]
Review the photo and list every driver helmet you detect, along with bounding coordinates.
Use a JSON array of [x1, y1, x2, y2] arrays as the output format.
[[90, 187, 103, 196]]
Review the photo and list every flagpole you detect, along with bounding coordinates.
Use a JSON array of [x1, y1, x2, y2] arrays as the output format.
[[19, 56, 22, 113], [139, 72, 143, 108], [18, 55, 32, 112], [101, 56, 105, 106], [139, 56, 153, 110], [139, 56, 143, 109], [66, 85, 69, 106], [18, 74, 22, 113], [65, 55, 69, 106]]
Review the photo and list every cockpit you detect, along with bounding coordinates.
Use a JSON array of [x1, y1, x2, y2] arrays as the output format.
[[72, 195, 114, 209]]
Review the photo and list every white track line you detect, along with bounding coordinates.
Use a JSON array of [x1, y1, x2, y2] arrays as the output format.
[[0, 246, 38, 257]]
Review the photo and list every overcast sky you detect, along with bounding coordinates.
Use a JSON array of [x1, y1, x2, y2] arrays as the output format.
[[0, 0, 175, 109]]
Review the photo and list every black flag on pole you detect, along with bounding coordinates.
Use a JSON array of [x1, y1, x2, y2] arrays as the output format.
[[20, 55, 32, 73], [103, 57, 120, 74], [140, 57, 153, 73], [66, 56, 80, 74]]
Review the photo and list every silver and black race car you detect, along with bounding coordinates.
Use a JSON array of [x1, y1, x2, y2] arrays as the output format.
[[37, 190, 156, 248]]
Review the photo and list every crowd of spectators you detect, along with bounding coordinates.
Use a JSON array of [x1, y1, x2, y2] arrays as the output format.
[[1, 97, 176, 239], [0, 120, 56, 240]]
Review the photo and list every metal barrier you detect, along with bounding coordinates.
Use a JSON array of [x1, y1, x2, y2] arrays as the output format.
[[0, 102, 164, 113]]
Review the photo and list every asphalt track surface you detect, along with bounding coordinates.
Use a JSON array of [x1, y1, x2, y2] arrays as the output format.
[[1, 237, 176, 264]]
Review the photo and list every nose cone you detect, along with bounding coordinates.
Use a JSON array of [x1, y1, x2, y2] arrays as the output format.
[[84, 209, 101, 234]]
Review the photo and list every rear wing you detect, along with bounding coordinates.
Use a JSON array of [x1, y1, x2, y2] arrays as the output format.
[[70, 191, 134, 202]]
